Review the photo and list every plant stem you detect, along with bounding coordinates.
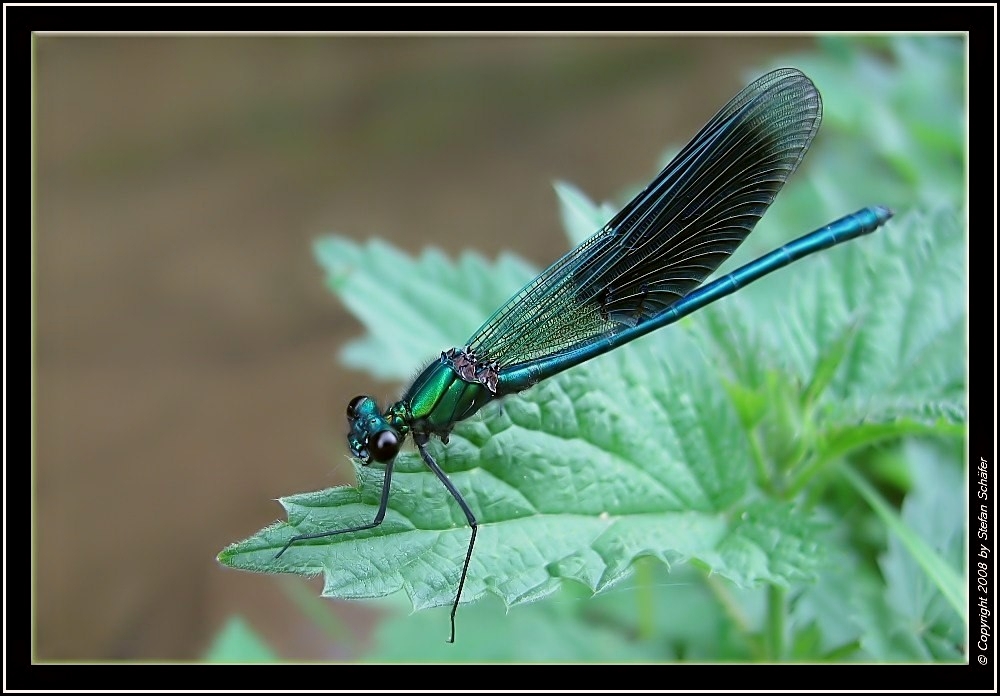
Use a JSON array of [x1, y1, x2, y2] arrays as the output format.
[[748, 429, 772, 494], [704, 573, 765, 660], [766, 583, 786, 661], [635, 556, 655, 641]]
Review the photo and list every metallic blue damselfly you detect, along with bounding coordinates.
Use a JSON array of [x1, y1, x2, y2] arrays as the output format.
[[276, 68, 893, 642]]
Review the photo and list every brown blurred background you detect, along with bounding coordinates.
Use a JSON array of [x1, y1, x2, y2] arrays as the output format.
[[34, 35, 814, 661]]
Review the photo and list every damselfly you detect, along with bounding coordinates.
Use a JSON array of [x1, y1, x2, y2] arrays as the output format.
[[276, 68, 893, 642]]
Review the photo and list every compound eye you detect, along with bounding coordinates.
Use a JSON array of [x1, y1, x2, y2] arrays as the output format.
[[347, 395, 368, 419], [369, 429, 400, 463]]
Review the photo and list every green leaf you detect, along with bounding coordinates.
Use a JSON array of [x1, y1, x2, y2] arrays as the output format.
[[553, 180, 618, 248], [203, 616, 279, 663], [764, 36, 964, 214], [694, 206, 965, 503], [845, 441, 965, 661], [705, 208, 965, 447], [314, 237, 537, 380], [789, 441, 965, 663], [789, 553, 882, 662], [800, 315, 862, 410], [844, 446, 965, 624], [220, 337, 820, 616], [784, 210, 962, 419]]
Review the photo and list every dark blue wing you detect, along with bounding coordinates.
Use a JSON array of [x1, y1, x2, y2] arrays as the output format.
[[467, 68, 822, 368]]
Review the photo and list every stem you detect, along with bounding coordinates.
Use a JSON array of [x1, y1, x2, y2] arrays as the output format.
[[785, 451, 832, 498], [765, 583, 786, 661], [703, 573, 765, 660], [635, 557, 655, 641], [748, 429, 772, 494]]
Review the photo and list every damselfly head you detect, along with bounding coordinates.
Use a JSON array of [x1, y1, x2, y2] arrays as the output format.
[[347, 395, 401, 464]]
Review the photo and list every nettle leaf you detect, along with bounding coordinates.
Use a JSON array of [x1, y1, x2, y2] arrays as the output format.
[[767, 36, 963, 211], [553, 180, 619, 248], [314, 236, 537, 380], [853, 440, 966, 661], [204, 616, 279, 663], [220, 226, 827, 616], [789, 548, 882, 661], [790, 439, 965, 664], [220, 332, 818, 612], [701, 208, 965, 451]]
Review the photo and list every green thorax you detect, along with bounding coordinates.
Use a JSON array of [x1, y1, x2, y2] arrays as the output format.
[[393, 347, 499, 440]]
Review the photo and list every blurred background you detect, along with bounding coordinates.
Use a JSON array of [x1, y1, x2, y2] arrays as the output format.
[[34, 35, 963, 662]]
